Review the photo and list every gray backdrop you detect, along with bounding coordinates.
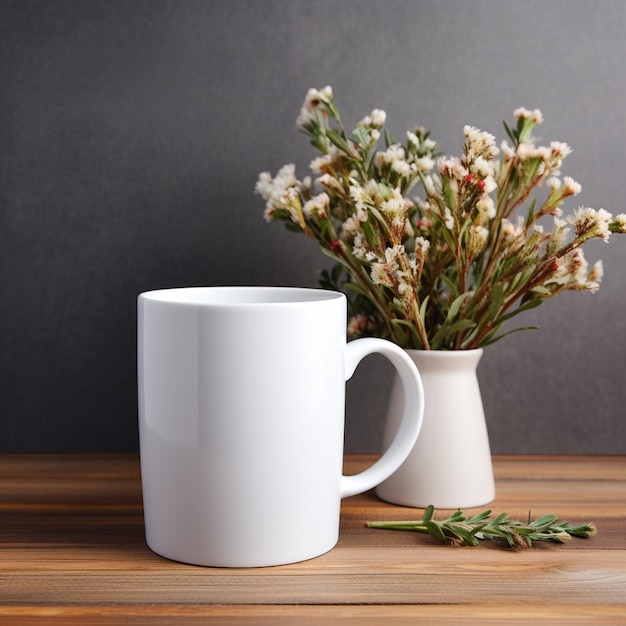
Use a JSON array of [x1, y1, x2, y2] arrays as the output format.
[[2, 0, 625, 453]]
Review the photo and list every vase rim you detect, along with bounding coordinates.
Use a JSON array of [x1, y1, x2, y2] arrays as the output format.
[[404, 348, 483, 355]]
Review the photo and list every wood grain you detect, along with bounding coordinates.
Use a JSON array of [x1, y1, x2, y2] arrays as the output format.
[[1, 454, 625, 624]]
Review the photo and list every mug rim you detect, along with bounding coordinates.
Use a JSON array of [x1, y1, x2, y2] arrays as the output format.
[[138, 286, 345, 307]]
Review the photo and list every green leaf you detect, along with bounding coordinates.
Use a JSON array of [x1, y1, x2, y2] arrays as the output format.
[[430, 318, 476, 349], [529, 285, 551, 296], [502, 120, 517, 145], [422, 504, 435, 523], [331, 262, 344, 284], [350, 127, 369, 145], [466, 509, 492, 523], [324, 99, 341, 122], [344, 281, 370, 299], [419, 295, 430, 325], [453, 527, 481, 547], [438, 219, 458, 253], [488, 282, 505, 321], [369, 205, 390, 231], [447, 292, 471, 323], [493, 512, 509, 525], [325, 128, 351, 153], [529, 514, 559, 531], [480, 324, 539, 347], [360, 218, 379, 250], [526, 197, 537, 227], [284, 221, 304, 233], [442, 178, 457, 212], [508, 271, 525, 293], [425, 520, 447, 544], [389, 319, 422, 347], [493, 297, 542, 326], [437, 273, 461, 301]]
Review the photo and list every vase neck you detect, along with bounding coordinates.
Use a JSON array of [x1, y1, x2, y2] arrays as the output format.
[[404, 349, 483, 372]]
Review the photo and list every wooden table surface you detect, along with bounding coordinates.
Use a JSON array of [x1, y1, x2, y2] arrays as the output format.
[[0, 454, 625, 624]]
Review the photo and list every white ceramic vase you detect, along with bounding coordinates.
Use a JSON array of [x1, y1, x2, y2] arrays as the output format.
[[376, 348, 495, 509]]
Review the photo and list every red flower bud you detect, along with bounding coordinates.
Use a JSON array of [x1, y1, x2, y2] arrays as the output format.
[[330, 240, 343, 255]]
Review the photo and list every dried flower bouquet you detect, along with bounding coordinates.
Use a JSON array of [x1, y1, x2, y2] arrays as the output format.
[[257, 87, 626, 349]]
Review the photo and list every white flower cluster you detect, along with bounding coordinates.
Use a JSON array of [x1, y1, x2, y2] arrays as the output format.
[[255, 164, 299, 222], [514, 107, 544, 124], [547, 249, 604, 293], [569, 206, 613, 243], [296, 86, 333, 129], [358, 108, 387, 129]]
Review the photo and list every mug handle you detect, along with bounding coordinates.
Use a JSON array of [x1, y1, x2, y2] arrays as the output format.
[[341, 338, 424, 498]]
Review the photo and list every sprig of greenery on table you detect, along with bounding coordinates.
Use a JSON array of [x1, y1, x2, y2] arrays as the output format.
[[367, 505, 597, 548]]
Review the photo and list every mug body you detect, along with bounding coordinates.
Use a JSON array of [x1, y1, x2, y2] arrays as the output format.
[[138, 287, 347, 567]]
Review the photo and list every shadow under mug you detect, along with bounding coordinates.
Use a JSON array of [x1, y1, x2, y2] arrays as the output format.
[[138, 286, 424, 567]]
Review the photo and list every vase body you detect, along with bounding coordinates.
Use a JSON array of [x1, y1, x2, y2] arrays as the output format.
[[376, 349, 495, 509]]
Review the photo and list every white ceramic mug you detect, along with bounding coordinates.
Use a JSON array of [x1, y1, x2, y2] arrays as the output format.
[[137, 286, 424, 567]]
